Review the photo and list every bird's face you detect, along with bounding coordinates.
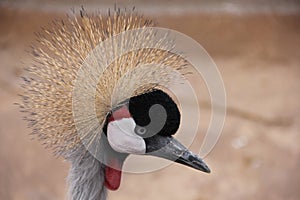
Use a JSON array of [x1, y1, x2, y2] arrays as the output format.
[[102, 90, 210, 190]]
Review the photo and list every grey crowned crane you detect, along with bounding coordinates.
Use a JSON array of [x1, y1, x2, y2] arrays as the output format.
[[19, 7, 210, 200]]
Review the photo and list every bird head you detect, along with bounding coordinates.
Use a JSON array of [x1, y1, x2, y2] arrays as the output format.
[[20, 7, 211, 194], [102, 89, 210, 190]]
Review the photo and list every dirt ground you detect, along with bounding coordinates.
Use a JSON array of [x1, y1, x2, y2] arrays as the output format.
[[0, 2, 300, 200]]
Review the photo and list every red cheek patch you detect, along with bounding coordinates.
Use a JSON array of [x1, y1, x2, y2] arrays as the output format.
[[109, 106, 132, 122]]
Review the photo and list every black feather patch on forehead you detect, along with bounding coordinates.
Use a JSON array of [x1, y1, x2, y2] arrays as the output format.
[[128, 90, 180, 137]]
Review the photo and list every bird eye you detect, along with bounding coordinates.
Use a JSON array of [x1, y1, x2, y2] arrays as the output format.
[[135, 126, 147, 135]]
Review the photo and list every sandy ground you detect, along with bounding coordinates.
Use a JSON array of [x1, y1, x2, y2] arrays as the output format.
[[0, 3, 300, 200]]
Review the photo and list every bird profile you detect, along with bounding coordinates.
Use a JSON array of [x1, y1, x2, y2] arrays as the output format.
[[19, 7, 210, 200]]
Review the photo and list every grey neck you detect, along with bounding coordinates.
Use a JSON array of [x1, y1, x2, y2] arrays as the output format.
[[67, 146, 107, 200]]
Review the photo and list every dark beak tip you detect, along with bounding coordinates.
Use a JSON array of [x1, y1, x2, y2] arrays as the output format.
[[196, 161, 211, 173], [175, 153, 211, 174], [203, 166, 211, 173]]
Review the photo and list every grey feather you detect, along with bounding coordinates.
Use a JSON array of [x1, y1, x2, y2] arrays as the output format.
[[67, 145, 107, 200]]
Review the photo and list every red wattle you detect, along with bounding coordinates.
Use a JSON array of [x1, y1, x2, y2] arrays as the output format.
[[104, 159, 122, 191]]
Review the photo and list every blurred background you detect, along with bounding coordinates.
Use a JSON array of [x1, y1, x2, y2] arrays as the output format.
[[0, 0, 299, 200]]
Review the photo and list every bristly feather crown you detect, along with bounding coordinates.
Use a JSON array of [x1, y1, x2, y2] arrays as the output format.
[[19, 7, 187, 157]]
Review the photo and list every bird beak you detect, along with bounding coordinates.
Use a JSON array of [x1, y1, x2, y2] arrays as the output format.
[[144, 135, 210, 173]]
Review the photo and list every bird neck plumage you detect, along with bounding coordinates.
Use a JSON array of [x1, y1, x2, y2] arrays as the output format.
[[67, 146, 107, 200]]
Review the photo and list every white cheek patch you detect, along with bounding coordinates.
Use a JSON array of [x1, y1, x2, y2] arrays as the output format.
[[107, 118, 146, 154]]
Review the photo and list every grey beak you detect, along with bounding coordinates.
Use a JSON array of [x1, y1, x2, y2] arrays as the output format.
[[144, 135, 210, 173]]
